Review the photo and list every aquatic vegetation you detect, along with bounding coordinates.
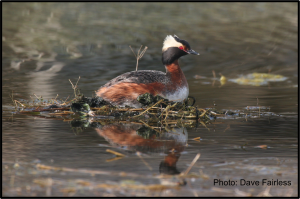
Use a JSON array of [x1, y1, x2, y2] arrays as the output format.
[[229, 73, 288, 86]]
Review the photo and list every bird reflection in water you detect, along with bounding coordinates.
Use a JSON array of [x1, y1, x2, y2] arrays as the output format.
[[93, 122, 188, 175]]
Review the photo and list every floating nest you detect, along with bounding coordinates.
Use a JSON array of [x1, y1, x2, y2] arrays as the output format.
[[15, 92, 222, 123]]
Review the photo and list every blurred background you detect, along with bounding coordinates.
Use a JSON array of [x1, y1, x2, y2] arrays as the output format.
[[2, 2, 298, 112]]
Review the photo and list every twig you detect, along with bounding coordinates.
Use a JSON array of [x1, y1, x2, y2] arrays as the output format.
[[69, 76, 81, 97], [129, 45, 148, 71], [200, 108, 210, 117], [53, 94, 58, 101], [106, 156, 124, 162], [106, 149, 125, 157], [33, 93, 42, 100], [139, 120, 161, 134], [161, 103, 178, 120], [36, 163, 162, 179], [19, 107, 70, 113], [132, 99, 164, 118], [9, 90, 17, 107], [137, 152, 152, 171], [14, 100, 25, 107], [61, 95, 70, 105], [212, 70, 216, 78], [181, 153, 201, 176]]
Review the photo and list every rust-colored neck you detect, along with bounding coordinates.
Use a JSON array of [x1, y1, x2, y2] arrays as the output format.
[[165, 60, 188, 87], [164, 153, 180, 167], [165, 60, 180, 73]]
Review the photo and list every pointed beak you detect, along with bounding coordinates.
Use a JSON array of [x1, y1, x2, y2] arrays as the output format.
[[187, 49, 199, 55]]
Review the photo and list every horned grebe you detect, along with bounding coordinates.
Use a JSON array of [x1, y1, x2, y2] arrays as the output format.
[[96, 35, 199, 108]]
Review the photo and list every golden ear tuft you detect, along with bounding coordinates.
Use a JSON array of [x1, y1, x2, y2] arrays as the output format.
[[162, 35, 182, 52]]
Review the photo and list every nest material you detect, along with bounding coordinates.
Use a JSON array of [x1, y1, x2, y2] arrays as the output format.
[[16, 93, 219, 123]]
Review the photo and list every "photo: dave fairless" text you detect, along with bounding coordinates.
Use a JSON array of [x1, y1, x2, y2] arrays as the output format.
[[213, 179, 291, 186]]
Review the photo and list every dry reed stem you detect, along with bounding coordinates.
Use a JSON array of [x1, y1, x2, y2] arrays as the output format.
[[210, 111, 222, 116], [129, 45, 148, 71], [106, 149, 125, 157], [181, 153, 201, 176], [48, 112, 73, 116], [69, 76, 81, 97], [33, 93, 42, 100], [162, 102, 178, 120], [60, 95, 70, 105], [106, 156, 124, 162], [132, 99, 164, 118], [128, 108, 144, 111], [9, 90, 16, 107], [14, 100, 25, 107], [223, 124, 230, 132], [36, 163, 163, 179], [137, 152, 153, 171], [54, 94, 59, 101], [200, 108, 210, 117], [199, 121, 210, 131], [139, 120, 161, 134], [20, 107, 70, 113]]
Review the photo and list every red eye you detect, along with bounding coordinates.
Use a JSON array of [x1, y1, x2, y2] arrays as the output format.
[[179, 46, 184, 50]]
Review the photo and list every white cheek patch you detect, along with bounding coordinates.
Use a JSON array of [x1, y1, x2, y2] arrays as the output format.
[[162, 35, 182, 52]]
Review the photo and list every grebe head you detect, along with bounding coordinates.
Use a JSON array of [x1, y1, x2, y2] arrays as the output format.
[[162, 35, 199, 65]]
